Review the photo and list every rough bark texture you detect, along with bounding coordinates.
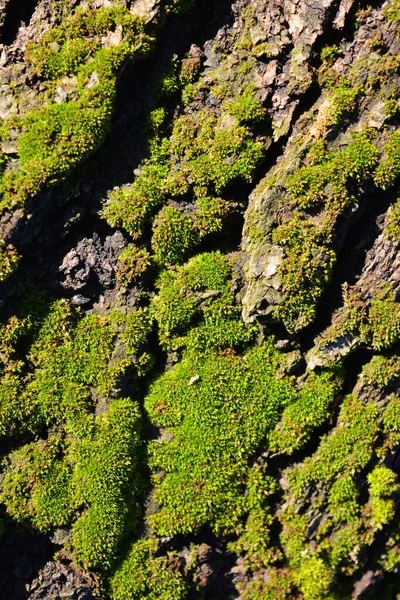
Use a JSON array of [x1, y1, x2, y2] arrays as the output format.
[[0, 0, 398, 599]]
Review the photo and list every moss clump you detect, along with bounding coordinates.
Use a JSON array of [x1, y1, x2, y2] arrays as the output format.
[[366, 290, 400, 350], [110, 539, 187, 600], [362, 354, 400, 388], [116, 245, 152, 286], [268, 369, 340, 454], [145, 341, 293, 536], [387, 198, 400, 240], [384, 0, 400, 22], [150, 251, 255, 352], [383, 397, 400, 449], [1, 436, 72, 531], [222, 89, 266, 123], [152, 205, 199, 265], [104, 162, 170, 239], [111, 308, 153, 376], [374, 131, 400, 189], [69, 398, 143, 569], [367, 466, 399, 530], [193, 195, 233, 236], [327, 80, 360, 127], [288, 395, 380, 498], [1, 398, 143, 570], [274, 385, 400, 594], [146, 252, 338, 540], [272, 216, 336, 331], [285, 132, 380, 211]]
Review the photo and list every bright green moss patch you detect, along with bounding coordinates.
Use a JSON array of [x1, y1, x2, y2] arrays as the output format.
[[152, 206, 199, 265], [374, 131, 400, 189], [150, 251, 255, 352], [272, 216, 336, 331], [1, 397, 144, 571], [228, 465, 279, 569], [1, 436, 72, 531], [366, 290, 400, 350], [145, 251, 338, 538], [362, 354, 400, 389], [274, 392, 400, 595], [222, 89, 266, 123], [285, 132, 380, 211], [69, 398, 143, 569], [268, 369, 340, 454], [327, 80, 360, 127], [145, 340, 293, 536], [288, 395, 380, 498], [104, 162, 170, 238], [110, 538, 187, 600]]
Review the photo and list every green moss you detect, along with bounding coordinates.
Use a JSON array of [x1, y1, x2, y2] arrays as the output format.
[[103, 93, 263, 243], [152, 205, 199, 265], [285, 131, 379, 211], [288, 395, 380, 498], [269, 370, 339, 454], [387, 199, 400, 240], [383, 397, 400, 448], [146, 250, 338, 539], [193, 195, 233, 236], [374, 131, 400, 190], [145, 341, 290, 536], [328, 475, 360, 523], [320, 45, 343, 65], [384, 96, 400, 119], [366, 290, 400, 350], [368, 465, 399, 498], [271, 131, 394, 331], [150, 251, 239, 350], [116, 245, 152, 285], [327, 80, 360, 126], [222, 89, 266, 124], [363, 354, 400, 390], [1, 398, 144, 571], [69, 398, 143, 570], [150, 251, 257, 354], [295, 555, 332, 600], [0, 242, 19, 282], [155, 56, 181, 100], [103, 162, 171, 238], [228, 466, 278, 569], [384, 0, 400, 22], [236, 568, 294, 600], [0, 7, 153, 214], [24, 305, 127, 427], [0, 293, 154, 573], [110, 538, 187, 600], [272, 216, 336, 331], [112, 308, 154, 376], [1, 436, 72, 531]]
